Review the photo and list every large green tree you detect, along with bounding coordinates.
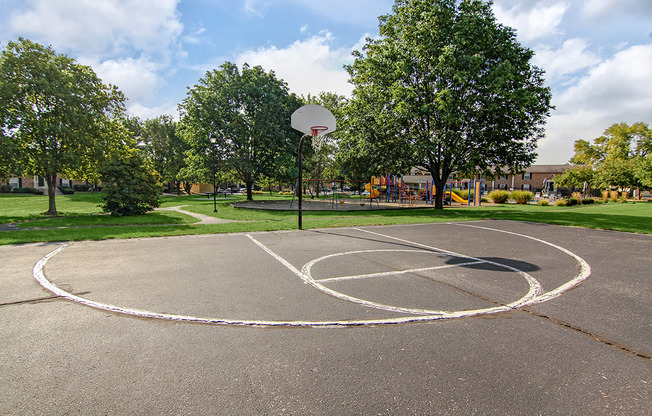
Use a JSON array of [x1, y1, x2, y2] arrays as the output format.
[[346, 0, 552, 208], [571, 122, 652, 194], [140, 115, 188, 194], [179, 62, 302, 201], [0, 38, 127, 215]]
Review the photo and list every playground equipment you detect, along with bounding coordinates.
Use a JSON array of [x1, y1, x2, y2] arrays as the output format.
[[364, 183, 380, 199], [448, 179, 483, 206]]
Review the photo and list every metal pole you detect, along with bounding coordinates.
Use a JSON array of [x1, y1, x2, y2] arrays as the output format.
[[298, 134, 307, 230]]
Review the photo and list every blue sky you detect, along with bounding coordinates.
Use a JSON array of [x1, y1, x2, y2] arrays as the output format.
[[1, 0, 651, 164]]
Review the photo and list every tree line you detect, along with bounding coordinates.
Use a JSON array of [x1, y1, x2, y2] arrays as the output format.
[[2, 0, 563, 215]]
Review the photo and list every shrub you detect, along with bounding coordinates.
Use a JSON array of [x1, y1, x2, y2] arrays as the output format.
[[0, 184, 13, 193], [57, 186, 75, 195], [538, 199, 550, 206], [572, 191, 583, 201], [481, 197, 489, 203], [609, 190, 619, 202], [73, 184, 91, 192], [566, 198, 578, 206], [511, 190, 533, 204], [279, 191, 294, 195], [12, 187, 44, 194], [252, 190, 263, 195], [100, 151, 161, 216], [489, 190, 509, 203], [452, 188, 474, 200], [581, 198, 595, 205], [602, 191, 610, 202], [555, 199, 567, 206]]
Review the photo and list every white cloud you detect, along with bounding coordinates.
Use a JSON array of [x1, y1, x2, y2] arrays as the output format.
[[80, 57, 162, 102], [9, 0, 183, 59], [494, 2, 569, 41], [244, 0, 271, 17], [128, 102, 179, 121], [537, 44, 652, 163], [533, 38, 601, 81], [583, 0, 652, 19], [236, 31, 359, 97]]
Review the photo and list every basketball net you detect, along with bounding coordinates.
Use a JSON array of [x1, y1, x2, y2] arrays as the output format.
[[310, 126, 329, 153]]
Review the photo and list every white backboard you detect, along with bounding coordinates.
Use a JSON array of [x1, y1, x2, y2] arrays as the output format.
[[291, 104, 336, 136]]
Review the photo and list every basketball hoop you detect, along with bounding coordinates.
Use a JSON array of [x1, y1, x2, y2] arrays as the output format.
[[310, 126, 329, 137], [291, 105, 337, 230]]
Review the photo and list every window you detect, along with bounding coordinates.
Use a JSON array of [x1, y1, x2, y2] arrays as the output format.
[[522, 184, 531, 191], [499, 184, 507, 190], [9, 178, 21, 188], [498, 175, 507, 180], [60, 178, 71, 187], [37, 176, 45, 187], [522, 173, 532, 180]]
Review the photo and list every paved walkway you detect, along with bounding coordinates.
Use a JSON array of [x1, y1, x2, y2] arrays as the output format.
[[155, 205, 245, 224]]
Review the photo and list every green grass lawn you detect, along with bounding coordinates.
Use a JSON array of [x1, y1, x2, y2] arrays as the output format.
[[1, 192, 651, 245]]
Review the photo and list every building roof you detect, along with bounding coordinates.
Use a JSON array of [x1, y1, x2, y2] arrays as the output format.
[[523, 164, 573, 173]]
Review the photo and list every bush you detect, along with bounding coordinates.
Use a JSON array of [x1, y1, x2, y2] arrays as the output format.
[[12, 187, 44, 194], [581, 198, 595, 205], [100, 151, 161, 216], [279, 191, 294, 195], [538, 199, 550, 206], [602, 190, 610, 202], [566, 198, 578, 206], [572, 191, 583, 201], [481, 197, 489, 203], [73, 184, 91, 192], [57, 186, 75, 195], [0, 184, 13, 193], [511, 190, 533, 204], [555, 199, 567, 206], [609, 190, 619, 202], [451, 189, 474, 200], [488, 190, 509, 204]]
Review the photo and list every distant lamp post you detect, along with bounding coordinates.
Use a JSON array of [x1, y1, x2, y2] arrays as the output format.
[[209, 133, 218, 213]]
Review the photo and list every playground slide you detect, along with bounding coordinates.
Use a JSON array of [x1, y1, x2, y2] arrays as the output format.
[[450, 192, 468, 204], [364, 183, 379, 199]]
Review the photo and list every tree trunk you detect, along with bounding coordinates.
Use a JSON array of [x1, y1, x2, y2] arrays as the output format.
[[430, 172, 446, 210], [45, 174, 58, 216], [245, 180, 253, 201]]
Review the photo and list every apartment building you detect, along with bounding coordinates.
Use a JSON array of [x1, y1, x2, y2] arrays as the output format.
[[403, 164, 573, 194]]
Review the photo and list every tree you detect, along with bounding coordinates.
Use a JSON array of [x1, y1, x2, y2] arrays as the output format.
[[553, 165, 595, 191], [140, 115, 188, 194], [570, 122, 652, 195], [178, 62, 302, 201], [0, 38, 127, 215], [100, 150, 161, 216], [345, 0, 552, 208]]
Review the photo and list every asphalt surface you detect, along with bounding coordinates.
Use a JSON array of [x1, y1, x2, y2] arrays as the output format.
[[1, 220, 650, 415]]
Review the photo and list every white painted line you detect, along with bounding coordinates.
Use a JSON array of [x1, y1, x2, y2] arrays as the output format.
[[31, 223, 591, 328], [352, 228, 543, 310], [454, 223, 592, 304], [245, 235, 446, 315], [315, 260, 485, 283]]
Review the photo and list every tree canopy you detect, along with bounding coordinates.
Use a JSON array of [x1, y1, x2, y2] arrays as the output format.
[[0, 38, 127, 214], [139, 115, 188, 193], [345, 0, 552, 208], [569, 121, 652, 193], [178, 62, 302, 201]]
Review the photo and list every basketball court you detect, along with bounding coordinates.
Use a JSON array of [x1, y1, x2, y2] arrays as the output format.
[[1, 220, 650, 414]]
